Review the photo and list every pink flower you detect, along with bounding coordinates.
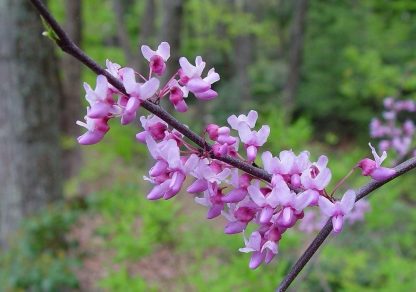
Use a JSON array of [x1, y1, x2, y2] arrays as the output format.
[[238, 124, 270, 162], [121, 68, 160, 124], [187, 159, 230, 193], [145, 137, 198, 200], [318, 190, 356, 233], [136, 115, 168, 143], [179, 57, 219, 100], [228, 110, 258, 130], [239, 230, 278, 269], [141, 42, 170, 75], [300, 155, 332, 191], [223, 198, 257, 234], [76, 116, 110, 145], [222, 170, 251, 203], [248, 183, 279, 224], [357, 143, 395, 181], [239, 231, 265, 269], [168, 80, 189, 112], [262, 150, 311, 180], [84, 75, 117, 119], [273, 177, 314, 227], [195, 183, 225, 219]]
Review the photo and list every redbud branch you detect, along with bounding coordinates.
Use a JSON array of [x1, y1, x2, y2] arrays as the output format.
[[28, 1, 416, 290], [29, 0, 272, 183], [276, 156, 416, 292]]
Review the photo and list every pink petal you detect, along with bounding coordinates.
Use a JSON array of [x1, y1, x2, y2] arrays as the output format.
[[222, 188, 247, 203], [173, 99, 188, 112], [135, 131, 147, 143], [256, 125, 270, 146], [249, 251, 264, 269], [95, 75, 108, 99], [126, 97, 141, 113], [77, 131, 105, 145], [87, 102, 110, 118], [340, 189, 356, 214], [164, 171, 186, 199], [332, 215, 343, 233], [246, 145, 257, 162], [140, 77, 160, 100], [121, 111, 136, 125], [281, 207, 294, 226], [370, 167, 395, 181], [248, 185, 266, 206], [317, 168, 332, 190], [122, 68, 137, 94], [141, 45, 155, 61], [224, 221, 247, 234], [259, 206, 274, 224], [238, 124, 252, 144], [318, 196, 335, 217], [187, 179, 208, 193], [147, 182, 168, 200], [204, 68, 220, 84], [246, 110, 258, 128], [186, 78, 210, 93], [194, 89, 218, 100], [179, 57, 195, 77], [149, 160, 168, 177], [207, 204, 223, 219], [157, 42, 170, 60]]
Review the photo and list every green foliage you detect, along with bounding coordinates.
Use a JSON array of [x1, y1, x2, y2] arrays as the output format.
[[299, 0, 416, 136], [261, 107, 313, 152], [0, 203, 81, 291], [87, 183, 181, 261], [99, 267, 152, 291]]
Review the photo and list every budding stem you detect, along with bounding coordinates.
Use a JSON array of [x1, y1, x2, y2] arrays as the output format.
[[330, 167, 356, 197]]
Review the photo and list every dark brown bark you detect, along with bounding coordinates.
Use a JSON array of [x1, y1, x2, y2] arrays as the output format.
[[0, 0, 62, 247], [282, 0, 308, 119], [61, 0, 82, 178]]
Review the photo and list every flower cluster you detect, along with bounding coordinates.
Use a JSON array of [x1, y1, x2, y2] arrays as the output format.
[[76, 42, 220, 145], [370, 97, 416, 160], [76, 42, 394, 269]]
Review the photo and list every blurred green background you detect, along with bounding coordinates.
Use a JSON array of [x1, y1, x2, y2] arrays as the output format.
[[1, 0, 416, 291]]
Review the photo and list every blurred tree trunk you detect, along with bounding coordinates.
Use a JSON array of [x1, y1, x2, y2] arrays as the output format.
[[160, 0, 185, 113], [61, 0, 82, 179], [233, 0, 256, 109], [113, 0, 136, 66], [0, 0, 62, 247], [282, 0, 308, 120], [160, 0, 184, 80], [138, 0, 156, 71]]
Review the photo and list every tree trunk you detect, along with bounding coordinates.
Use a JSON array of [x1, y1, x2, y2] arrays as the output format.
[[138, 0, 156, 71], [160, 0, 184, 79], [282, 0, 308, 120], [233, 0, 256, 109], [61, 0, 82, 179], [0, 0, 62, 247], [113, 0, 136, 66]]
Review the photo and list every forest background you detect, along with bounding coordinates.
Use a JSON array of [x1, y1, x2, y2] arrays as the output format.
[[1, 0, 416, 291]]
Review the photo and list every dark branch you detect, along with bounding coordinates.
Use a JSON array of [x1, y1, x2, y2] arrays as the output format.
[[276, 156, 416, 291], [28, 0, 272, 183]]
